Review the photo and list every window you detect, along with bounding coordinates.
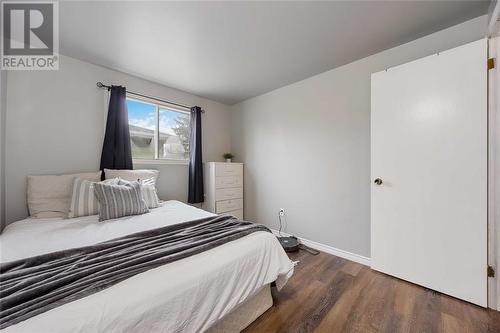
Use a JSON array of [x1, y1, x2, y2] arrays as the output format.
[[127, 96, 190, 162]]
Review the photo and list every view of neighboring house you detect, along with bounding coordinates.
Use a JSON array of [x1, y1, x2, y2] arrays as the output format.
[[129, 124, 187, 160]]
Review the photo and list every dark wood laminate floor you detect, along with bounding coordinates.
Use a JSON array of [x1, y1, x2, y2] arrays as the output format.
[[243, 250, 500, 333]]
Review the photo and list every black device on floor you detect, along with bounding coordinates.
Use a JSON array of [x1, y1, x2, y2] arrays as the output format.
[[278, 236, 300, 252]]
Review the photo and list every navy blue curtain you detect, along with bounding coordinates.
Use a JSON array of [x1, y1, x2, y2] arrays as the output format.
[[188, 106, 204, 203], [99, 86, 133, 178]]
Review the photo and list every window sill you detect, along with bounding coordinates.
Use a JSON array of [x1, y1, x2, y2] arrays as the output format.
[[133, 159, 189, 166]]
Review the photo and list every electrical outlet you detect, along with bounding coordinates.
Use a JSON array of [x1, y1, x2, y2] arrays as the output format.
[[279, 208, 285, 216]]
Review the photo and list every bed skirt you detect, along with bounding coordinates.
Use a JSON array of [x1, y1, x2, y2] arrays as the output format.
[[207, 284, 272, 333]]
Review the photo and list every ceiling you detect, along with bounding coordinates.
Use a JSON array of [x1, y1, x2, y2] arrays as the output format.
[[59, 1, 490, 105]]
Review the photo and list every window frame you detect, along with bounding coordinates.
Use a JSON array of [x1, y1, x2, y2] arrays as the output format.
[[126, 94, 191, 165]]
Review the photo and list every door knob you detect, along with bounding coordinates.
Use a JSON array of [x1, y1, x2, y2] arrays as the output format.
[[374, 178, 383, 185]]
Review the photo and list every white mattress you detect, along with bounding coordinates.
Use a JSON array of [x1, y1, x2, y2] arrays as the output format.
[[0, 201, 294, 333]]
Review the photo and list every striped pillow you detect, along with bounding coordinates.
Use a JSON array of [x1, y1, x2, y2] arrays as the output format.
[[141, 183, 160, 209], [118, 178, 160, 209], [94, 181, 149, 221], [66, 178, 119, 218]]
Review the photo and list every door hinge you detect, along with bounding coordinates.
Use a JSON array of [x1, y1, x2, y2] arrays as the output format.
[[488, 58, 495, 70], [487, 266, 495, 278]]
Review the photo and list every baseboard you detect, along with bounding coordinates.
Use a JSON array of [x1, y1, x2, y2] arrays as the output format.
[[270, 229, 371, 266]]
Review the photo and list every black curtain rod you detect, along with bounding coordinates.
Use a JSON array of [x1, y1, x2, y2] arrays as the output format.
[[96, 82, 204, 113]]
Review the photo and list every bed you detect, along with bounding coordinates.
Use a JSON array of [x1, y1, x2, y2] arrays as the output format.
[[0, 200, 294, 332]]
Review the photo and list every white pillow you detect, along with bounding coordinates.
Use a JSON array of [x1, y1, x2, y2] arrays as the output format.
[[104, 169, 159, 186], [27, 172, 101, 218], [118, 178, 160, 209], [66, 178, 119, 218]]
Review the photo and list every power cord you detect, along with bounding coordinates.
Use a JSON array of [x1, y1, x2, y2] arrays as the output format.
[[278, 212, 283, 237], [299, 244, 320, 255], [277, 211, 319, 255]]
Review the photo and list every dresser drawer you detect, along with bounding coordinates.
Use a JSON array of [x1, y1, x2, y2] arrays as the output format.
[[215, 176, 243, 189], [216, 199, 243, 213], [215, 163, 243, 177], [216, 187, 243, 201]]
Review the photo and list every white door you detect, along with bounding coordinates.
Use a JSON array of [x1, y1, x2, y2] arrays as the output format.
[[371, 39, 487, 307]]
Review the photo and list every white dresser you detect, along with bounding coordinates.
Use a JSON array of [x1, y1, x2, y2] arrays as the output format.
[[203, 162, 244, 219]]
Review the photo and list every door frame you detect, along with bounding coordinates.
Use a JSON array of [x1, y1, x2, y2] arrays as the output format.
[[488, 37, 500, 311]]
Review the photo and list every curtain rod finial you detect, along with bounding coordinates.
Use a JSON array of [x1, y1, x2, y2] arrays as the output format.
[[97, 82, 111, 91]]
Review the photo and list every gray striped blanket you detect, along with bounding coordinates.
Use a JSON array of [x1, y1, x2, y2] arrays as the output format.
[[0, 215, 270, 329]]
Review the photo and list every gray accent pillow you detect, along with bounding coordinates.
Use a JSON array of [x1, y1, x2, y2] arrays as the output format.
[[93, 181, 149, 221]]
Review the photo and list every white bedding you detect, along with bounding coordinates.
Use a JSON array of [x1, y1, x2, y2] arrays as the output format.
[[0, 201, 294, 333]]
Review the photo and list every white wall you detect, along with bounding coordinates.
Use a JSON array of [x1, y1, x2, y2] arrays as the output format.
[[0, 70, 7, 231], [4, 55, 231, 224], [230, 16, 488, 258]]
